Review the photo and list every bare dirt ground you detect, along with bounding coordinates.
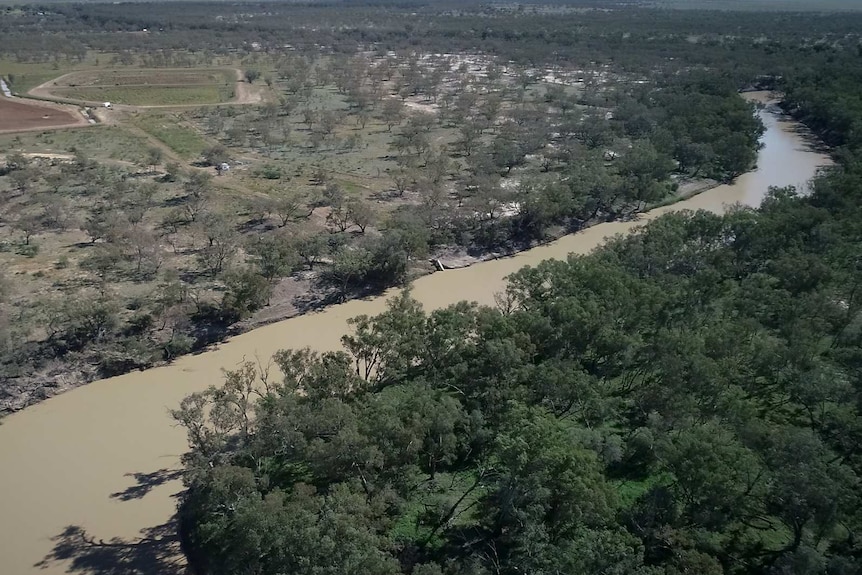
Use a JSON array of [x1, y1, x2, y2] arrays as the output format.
[[0, 97, 90, 134], [234, 78, 265, 105], [400, 97, 438, 115], [20, 152, 76, 160], [236, 275, 316, 329]]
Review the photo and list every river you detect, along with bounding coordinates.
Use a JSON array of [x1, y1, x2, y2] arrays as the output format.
[[0, 94, 832, 575]]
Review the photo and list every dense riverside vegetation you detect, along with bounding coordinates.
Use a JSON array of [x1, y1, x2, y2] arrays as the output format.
[[174, 46, 862, 575], [1, 1, 861, 568], [0, 0, 777, 413], [176, 176, 862, 574]]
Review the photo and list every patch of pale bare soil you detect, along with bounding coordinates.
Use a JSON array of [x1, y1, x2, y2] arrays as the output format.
[[238, 275, 316, 329], [234, 79, 266, 105]]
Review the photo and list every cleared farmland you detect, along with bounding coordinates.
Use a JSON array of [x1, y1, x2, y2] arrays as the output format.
[[51, 69, 235, 87], [0, 98, 88, 133], [51, 85, 235, 106], [34, 68, 238, 106]]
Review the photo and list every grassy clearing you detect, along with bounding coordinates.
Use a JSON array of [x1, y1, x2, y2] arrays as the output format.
[[133, 113, 211, 159], [0, 49, 250, 96], [0, 125, 154, 164], [52, 85, 235, 106], [4, 72, 64, 94], [54, 69, 236, 87], [0, 52, 140, 93], [0, 59, 79, 93], [219, 87, 460, 182]]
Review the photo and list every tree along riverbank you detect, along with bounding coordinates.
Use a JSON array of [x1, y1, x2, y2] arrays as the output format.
[[174, 106, 847, 574], [0, 92, 832, 575], [0, 91, 772, 417]]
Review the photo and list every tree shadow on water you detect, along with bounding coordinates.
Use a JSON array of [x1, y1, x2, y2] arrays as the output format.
[[110, 468, 183, 502], [35, 518, 188, 575]]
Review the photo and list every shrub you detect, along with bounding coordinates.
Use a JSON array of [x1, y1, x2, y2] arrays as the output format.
[[16, 243, 40, 258], [164, 334, 195, 360], [221, 269, 272, 322], [256, 164, 282, 180]]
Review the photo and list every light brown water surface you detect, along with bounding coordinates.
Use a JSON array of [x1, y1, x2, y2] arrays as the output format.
[[0, 94, 831, 575]]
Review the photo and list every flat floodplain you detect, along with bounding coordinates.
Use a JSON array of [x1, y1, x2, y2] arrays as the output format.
[[0, 97, 87, 132], [35, 68, 237, 106]]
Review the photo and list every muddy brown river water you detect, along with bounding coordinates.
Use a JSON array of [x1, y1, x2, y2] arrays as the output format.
[[0, 94, 832, 575]]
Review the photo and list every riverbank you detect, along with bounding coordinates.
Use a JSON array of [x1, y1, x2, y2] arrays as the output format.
[[0, 93, 791, 415], [0, 135, 732, 416], [0, 96, 832, 575]]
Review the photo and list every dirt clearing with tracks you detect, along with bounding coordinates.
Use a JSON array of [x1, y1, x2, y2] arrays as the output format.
[[28, 68, 254, 107], [0, 98, 88, 133]]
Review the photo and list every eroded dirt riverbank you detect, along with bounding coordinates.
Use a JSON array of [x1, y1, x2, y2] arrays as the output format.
[[0, 94, 832, 575]]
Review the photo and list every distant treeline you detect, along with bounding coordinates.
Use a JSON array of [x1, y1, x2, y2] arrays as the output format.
[[3, 2, 862, 78]]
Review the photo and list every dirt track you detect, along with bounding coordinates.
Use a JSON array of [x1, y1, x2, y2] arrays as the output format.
[[28, 68, 266, 109], [1, 68, 265, 136]]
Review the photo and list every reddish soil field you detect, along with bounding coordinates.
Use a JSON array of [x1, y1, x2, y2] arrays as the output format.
[[0, 98, 87, 133]]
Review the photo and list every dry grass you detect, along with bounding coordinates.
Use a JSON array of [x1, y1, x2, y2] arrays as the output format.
[[52, 85, 235, 106]]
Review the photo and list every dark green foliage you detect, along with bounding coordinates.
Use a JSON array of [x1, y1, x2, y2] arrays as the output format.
[[244, 68, 260, 84], [176, 162, 862, 573], [220, 269, 272, 322], [46, 296, 120, 353], [647, 73, 765, 180], [255, 164, 282, 180], [321, 233, 412, 300], [249, 233, 299, 282], [9, 0, 862, 570]]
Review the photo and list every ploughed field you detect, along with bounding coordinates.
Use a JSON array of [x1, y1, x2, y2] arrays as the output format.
[[0, 98, 86, 132], [39, 68, 237, 106]]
